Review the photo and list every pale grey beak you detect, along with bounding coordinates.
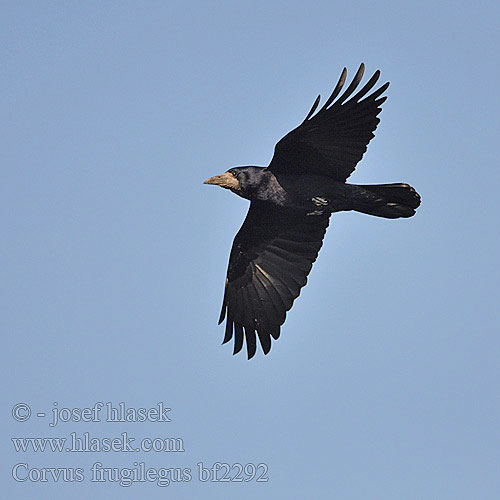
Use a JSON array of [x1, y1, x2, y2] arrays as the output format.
[[203, 172, 240, 190]]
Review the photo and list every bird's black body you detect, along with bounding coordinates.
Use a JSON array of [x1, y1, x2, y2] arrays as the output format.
[[229, 166, 414, 216], [228, 167, 351, 213], [205, 64, 421, 359]]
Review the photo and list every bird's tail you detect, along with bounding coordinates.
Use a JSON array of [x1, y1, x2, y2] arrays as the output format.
[[351, 183, 421, 219]]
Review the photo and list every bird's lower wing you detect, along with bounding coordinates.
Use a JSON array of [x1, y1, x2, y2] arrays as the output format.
[[218, 201, 330, 359]]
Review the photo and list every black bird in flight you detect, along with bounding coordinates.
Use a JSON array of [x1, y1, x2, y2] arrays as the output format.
[[205, 64, 420, 359]]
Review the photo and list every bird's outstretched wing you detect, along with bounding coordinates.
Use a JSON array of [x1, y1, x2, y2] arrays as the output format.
[[219, 201, 330, 359], [267, 63, 389, 182]]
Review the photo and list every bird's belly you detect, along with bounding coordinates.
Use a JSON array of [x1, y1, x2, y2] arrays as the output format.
[[256, 173, 349, 213]]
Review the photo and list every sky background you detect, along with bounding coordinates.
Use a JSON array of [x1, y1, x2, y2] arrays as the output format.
[[2, 1, 499, 498]]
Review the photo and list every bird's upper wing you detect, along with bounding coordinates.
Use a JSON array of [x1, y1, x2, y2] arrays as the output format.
[[267, 63, 389, 182], [218, 201, 330, 359]]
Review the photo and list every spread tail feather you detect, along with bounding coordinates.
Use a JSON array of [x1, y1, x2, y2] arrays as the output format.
[[351, 183, 421, 219]]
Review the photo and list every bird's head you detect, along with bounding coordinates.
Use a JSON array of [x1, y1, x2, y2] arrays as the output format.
[[204, 166, 265, 199]]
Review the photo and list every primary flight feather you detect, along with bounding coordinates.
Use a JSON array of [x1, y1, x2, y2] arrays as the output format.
[[204, 63, 421, 359]]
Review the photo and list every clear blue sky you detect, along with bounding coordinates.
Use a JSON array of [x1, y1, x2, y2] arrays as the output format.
[[2, 1, 499, 498]]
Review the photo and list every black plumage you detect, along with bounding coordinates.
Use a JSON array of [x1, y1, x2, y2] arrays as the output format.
[[204, 64, 421, 359]]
